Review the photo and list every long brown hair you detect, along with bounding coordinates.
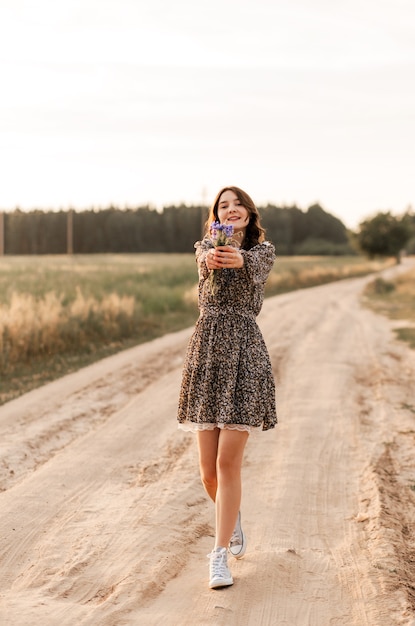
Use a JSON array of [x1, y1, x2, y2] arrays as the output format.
[[205, 186, 266, 250]]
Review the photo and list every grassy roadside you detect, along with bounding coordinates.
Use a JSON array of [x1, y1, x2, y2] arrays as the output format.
[[0, 254, 395, 405], [265, 255, 395, 297], [362, 265, 415, 349]]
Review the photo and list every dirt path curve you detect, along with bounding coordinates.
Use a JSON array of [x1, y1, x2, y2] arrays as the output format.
[[1, 259, 415, 626]]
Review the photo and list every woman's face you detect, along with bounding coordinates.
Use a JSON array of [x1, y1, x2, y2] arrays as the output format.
[[217, 190, 250, 234]]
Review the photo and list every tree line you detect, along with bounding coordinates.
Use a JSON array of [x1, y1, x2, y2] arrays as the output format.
[[356, 210, 415, 262], [1, 203, 354, 255]]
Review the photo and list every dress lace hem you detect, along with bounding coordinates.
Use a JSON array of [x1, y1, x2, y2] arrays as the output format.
[[177, 421, 261, 434]]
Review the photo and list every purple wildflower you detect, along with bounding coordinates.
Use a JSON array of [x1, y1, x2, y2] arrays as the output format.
[[210, 221, 234, 243]]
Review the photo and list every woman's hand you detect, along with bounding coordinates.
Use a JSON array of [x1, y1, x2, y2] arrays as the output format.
[[205, 245, 244, 270]]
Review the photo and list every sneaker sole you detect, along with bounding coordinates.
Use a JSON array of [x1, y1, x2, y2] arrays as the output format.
[[209, 577, 234, 589]]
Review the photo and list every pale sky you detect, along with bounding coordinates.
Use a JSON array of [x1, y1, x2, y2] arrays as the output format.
[[0, 0, 414, 229]]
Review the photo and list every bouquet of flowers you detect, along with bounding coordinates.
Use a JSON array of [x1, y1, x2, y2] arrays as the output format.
[[208, 221, 242, 294], [211, 221, 234, 247]]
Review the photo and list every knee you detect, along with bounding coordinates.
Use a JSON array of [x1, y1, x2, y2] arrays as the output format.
[[200, 465, 217, 491], [216, 454, 239, 480]]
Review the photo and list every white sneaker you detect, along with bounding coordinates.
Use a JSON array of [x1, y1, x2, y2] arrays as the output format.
[[208, 547, 233, 589], [229, 511, 247, 558]]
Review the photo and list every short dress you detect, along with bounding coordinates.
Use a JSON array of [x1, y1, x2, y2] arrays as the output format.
[[177, 237, 277, 433]]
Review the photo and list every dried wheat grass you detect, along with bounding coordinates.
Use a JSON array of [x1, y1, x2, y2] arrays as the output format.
[[0, 290, 135, 371]]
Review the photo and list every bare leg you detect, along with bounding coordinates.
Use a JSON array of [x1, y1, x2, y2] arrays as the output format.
[[197, 429, 220, 502], [197, 428, 249, 548], [215, 429, 249, 549]]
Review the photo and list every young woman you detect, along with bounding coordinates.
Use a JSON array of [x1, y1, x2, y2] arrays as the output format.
[[177, 186, 277, 589]]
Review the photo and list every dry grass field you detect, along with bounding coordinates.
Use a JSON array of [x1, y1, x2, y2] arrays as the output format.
[[362, 264, 415, 349]]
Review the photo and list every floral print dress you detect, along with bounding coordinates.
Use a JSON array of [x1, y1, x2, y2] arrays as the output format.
[[177, 237, 277, 433]]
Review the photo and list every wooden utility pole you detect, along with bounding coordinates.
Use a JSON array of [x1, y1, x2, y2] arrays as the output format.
[[67, 209, 73, 255], [0, 211, 4, 256]]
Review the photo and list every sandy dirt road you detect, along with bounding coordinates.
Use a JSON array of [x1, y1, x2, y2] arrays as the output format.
[[0, 259, 415, 626]]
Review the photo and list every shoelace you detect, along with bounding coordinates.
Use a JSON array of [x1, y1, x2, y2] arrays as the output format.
[[208, 550, 229, 577]]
